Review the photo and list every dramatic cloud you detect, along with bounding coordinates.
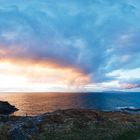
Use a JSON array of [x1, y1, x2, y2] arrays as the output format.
[[0, 0, 140, 91], [0, 60, 90, 92]]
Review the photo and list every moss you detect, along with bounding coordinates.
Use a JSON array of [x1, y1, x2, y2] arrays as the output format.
[[33, 121, 140, 140], [0, 109, 140, 140], [0, 124, 9, 140], [113, 127, 140, 140]]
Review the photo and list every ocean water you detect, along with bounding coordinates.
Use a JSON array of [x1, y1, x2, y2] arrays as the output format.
[[0, 92, 139, 116]]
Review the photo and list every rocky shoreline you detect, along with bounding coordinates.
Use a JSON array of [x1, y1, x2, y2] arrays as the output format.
[[0, 102, 140, 140], [0, 101, 18, 115]]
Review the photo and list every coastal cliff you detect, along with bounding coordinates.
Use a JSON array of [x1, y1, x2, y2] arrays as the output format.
[[0, 107, 140, 140], [0, 101, 18, 115]]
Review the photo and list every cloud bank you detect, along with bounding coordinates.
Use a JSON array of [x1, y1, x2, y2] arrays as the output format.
[[0, 0, 140, 91]]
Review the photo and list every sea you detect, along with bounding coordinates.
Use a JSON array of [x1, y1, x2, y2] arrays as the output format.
[[0, 92, 140, 116]]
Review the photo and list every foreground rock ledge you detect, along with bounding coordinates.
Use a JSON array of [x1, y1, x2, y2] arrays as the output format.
[[0, 101, 18, 115], [0, 108, 140, 140]]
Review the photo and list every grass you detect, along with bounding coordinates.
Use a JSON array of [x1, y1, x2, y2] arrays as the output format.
[[0, 124, 9, 140], [0, 121, 139, 140], [33, 121, 140, 140], [113, 128, 140, 140], [0, 109, 140, 140]]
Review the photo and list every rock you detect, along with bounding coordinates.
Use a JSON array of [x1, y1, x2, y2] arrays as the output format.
[[0, 101, 18, 115], [8, 127, 27, 140], [22, 119, 39, 135], [0, 108, 140, 140]]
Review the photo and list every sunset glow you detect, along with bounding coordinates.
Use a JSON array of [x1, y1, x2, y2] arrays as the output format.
[[0, 59, 90, 91], [0, 0, 139, 92]]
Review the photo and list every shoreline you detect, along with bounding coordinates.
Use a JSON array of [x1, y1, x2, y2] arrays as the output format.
[[0, 108, 140, 140], [0, 101, 140, 140]]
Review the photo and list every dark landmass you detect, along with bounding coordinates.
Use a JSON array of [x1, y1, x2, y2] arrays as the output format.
[[119, 107, 140, 112], [0, 101, 18, 115], [0, 106, 140, 140]]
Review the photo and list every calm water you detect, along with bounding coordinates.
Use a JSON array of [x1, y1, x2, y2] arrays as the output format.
[[0, 92, 140, 116]]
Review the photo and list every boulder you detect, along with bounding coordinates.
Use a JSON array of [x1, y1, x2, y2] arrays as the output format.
[[0, 101, 18, 115]]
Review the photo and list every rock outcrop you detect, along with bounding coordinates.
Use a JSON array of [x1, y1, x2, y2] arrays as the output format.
[[0, 101, 18, 115], [0, 108, 140, 140]]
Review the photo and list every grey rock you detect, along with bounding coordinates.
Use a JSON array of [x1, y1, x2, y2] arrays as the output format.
[[8, 127, 27, 140]]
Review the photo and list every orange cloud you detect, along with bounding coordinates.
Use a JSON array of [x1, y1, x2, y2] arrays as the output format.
[[0, 44, 91, 91], [0, 57, 90, 91]]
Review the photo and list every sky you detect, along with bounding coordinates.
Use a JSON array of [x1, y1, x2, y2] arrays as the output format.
[[0, 0, 140, 92]]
